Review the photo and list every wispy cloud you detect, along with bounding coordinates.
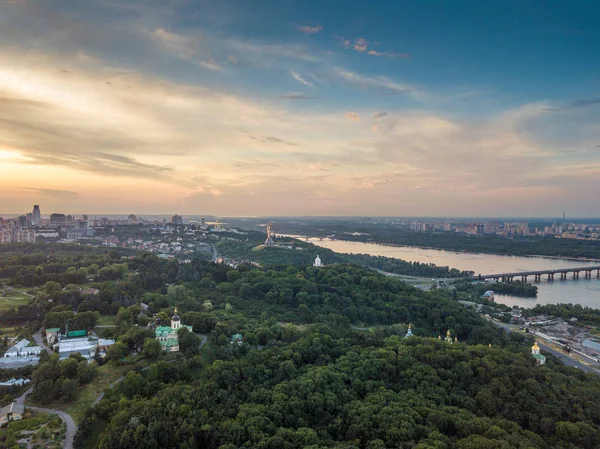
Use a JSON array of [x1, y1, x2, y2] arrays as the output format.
[[21, 187, 79, 200], [248, 134, 299, 146], [151, 28, 224, 71], [373, 112, 388, 119], [335, 68, 416, 96], [345, 111, 361, 121], [297, 25, 323, 35], [543, 97, 600, 112], [352, 38, 368, 52], [278, 92, 317, 100], [341, 37, 409, 58], [290, 70, 314, 87], [227, 40, 316, 62], [367, 50, 410, 58]]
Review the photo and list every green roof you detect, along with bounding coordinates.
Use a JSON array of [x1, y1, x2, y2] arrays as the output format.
[[159, 338, 179, 348], [532, 353, 546, 360], [155, 326, 174, 337], [67, 330, 87, 337], [45, 328, 60, 332]]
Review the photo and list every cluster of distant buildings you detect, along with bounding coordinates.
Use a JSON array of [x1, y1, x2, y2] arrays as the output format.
[[0, 205, 94, 244], [0, 205, 223, 245], [403, 219, 600, 240]]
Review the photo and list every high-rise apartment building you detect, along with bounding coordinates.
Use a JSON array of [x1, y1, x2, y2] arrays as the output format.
[[171, 214, 183, 225], [32, 205, 41, 226]]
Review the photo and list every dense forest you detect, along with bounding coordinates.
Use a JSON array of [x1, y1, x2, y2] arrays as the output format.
[[452, 280, 538, 299], [259, 222, 600, 261], [3, 245, 600, 449], [524, 303, 600, 326], [86, 327, 600, 449]]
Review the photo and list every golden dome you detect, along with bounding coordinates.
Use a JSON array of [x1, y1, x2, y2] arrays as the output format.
[[532, 341, 540, 350]]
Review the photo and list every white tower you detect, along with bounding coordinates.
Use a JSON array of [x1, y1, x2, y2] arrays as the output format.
[[313, 255, 322, 267], [171, 307, 181, 330]]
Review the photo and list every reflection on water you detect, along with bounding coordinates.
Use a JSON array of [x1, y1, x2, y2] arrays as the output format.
[[300, 237, 600, 309]]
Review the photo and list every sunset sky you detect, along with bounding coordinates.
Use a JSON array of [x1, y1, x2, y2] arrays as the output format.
[[1, 0, 600, 217]]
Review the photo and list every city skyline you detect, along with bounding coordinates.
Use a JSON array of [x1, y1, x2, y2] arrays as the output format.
[[1, 1, 600, 216]]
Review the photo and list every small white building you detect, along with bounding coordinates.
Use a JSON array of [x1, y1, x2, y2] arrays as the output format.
[[313, 255, 323, 267], [4, 339, 42, 358]]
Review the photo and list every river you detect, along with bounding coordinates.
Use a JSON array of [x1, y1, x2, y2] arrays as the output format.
[[297, 237, 600, 308]]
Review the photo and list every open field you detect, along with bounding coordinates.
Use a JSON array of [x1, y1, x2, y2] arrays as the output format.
[[96, 315, 116, 326], [0, 289, 32, 311]]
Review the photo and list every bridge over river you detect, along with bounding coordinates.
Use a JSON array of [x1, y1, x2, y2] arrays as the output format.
[[475, 266, 600, 282]]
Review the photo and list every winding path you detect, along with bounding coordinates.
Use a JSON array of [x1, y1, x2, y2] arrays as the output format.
[[28, 406, 76, 449], [15, 387, 76, 449]]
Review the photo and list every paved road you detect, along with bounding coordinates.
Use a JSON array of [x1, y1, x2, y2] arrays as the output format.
[[488, 319, 600, 375], [28, 406, 76, 449], [15, 387, 76, 449], [32, 328, 53, 355]]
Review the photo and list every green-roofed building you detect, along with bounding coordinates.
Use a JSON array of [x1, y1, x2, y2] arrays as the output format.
[[231, 334, 243, 345], [532, 341, 546, 366], [154, 307, 193, 353]]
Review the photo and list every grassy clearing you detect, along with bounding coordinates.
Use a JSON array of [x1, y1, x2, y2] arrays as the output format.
[[0, 325, 24, 340], [96, 315, 116, 326], [0, 290, 32, 311]]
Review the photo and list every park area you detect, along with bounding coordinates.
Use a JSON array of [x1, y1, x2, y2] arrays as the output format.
[[0, 287, 34, 312], [2, 411, 66, 449]]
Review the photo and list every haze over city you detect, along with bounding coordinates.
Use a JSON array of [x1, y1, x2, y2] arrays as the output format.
[[1, 0, 600, 216]]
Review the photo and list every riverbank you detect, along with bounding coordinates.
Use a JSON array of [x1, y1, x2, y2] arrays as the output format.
[[288, 235, 600, 264], [299, 237, 600, 309]]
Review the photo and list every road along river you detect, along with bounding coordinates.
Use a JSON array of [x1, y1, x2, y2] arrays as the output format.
[[297, 237, 600, 309]]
